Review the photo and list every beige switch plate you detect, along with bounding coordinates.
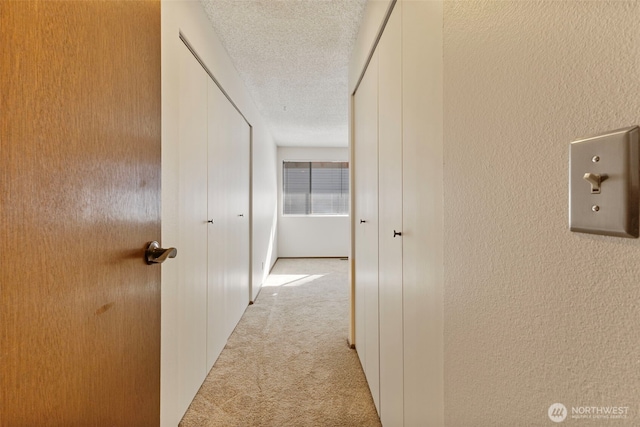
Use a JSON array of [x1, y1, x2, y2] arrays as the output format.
[[569, 126, 640, 238]]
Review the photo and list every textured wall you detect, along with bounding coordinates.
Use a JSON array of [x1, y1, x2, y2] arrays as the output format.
[[444, 1, 640, 425]]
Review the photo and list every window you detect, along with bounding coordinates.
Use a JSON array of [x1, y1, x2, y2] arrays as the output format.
[[283, 161, 349, 215]]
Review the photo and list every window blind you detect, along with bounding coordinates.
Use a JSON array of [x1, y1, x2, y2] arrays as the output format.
[[283, 161, 349, 215]]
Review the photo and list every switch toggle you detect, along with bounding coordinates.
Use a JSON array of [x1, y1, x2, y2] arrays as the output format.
[[569, 126, 640, 238], [582, 173, 603, 194]]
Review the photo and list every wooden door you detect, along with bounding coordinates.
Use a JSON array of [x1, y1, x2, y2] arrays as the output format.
[[353, 50, 380, 414], [377, 4, 404, 426], [0, 2, 161, 426]]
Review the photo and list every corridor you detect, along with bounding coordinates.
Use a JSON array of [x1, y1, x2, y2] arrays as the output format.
[[180, 258, 380, 426]]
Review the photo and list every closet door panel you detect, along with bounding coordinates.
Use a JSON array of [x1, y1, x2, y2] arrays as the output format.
[[208, 82, 250, 355], [215, 92, 235, 341], [229, 104, 251, 331], [178, 44, 209, 412], [377, 5, 404, 426], [353, 50, 380, 413], [207, 80, 228, 369]]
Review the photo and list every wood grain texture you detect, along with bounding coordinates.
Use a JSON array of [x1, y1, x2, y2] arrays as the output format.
[[0, 1, 161, 425]]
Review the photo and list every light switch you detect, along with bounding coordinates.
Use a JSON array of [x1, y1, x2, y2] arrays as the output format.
[[569, 126, 639, 238]]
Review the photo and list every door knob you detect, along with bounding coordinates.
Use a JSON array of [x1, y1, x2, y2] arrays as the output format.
[[145, 241, 177, 265]]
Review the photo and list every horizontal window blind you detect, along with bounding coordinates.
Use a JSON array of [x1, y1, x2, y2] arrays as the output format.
[[283, 162, 311, 215], [283, 161, 349, 215]]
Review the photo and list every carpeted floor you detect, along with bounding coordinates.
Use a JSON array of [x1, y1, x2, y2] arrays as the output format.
[[179, 258, 381, 427]]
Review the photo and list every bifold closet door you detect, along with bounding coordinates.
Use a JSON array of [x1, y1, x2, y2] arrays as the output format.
[[178, 44, 209, 412], [353, 50, 380, 413], [377, 4, 403, 426], [206, 79, 228, 369], [206, 80, 251, 367], [226, 102, 250, 337]]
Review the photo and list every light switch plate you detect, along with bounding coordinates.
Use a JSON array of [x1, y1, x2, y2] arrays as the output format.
[[569, 126, 640, 238]]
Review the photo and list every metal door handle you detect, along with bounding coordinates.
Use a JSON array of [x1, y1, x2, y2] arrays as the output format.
[[393, 230, 402, 237], [207, 219, 214, 223], [360, 219, 366, 224], [238, 214, 244, 217], [145, 241, 177, 265]]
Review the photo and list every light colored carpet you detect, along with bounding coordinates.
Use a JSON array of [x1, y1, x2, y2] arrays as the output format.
[[179, 258, 381, 427]]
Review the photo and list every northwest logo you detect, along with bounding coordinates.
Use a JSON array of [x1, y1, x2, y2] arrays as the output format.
[[548, 403, 568, 423]]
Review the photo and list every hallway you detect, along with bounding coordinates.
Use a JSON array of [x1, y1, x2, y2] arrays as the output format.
[[179, 258, 380, 427]]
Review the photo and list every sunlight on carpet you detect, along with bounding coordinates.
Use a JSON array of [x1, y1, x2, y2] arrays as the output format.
[[179, 258, 381, 427], [262, 274, 326, 288]]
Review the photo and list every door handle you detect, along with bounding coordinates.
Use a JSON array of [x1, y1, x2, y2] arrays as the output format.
[[360, 219, 366, 224], [145, 241, 177, 265], [393, 230, 402, 237]]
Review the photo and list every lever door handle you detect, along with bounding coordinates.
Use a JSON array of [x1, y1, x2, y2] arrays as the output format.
[[393, 230, 402, 237], [360, 219, 366, 224], [238, 214, 244, 217], [145, 241, 177, 265]]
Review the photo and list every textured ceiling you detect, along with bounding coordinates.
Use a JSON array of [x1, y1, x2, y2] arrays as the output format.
[[200, 0, 367, 147]]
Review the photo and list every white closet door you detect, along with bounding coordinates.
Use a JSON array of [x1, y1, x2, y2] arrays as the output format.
[[177, 44, 209, 413], [377, 4, 404, 426], [207, 79, 228, 369], [228, 103, 251, 333], [353, 50, 380, 414], [219, 94, 237, 341], [208, 82, 251, 345]]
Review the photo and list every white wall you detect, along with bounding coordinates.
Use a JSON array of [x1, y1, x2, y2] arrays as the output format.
[[277, 147, 350, 258], [161, 1, 277, 425], [252, 123, 279, 298], [444, 1, 640, 425]]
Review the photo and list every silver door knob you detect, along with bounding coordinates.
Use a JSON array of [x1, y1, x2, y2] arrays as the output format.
[[145, 241, 177, 265]]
